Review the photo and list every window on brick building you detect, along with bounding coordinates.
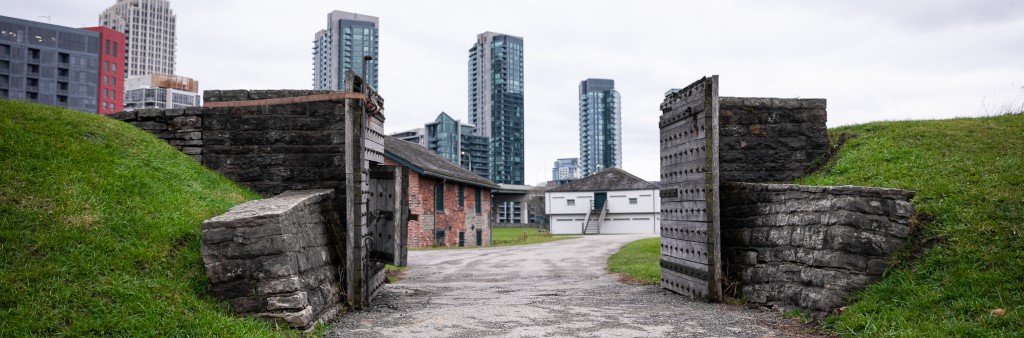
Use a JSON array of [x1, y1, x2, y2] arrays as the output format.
[[434, 181, 444, 213], [458, 185, 465, 208], [475, 188, 482, 214]]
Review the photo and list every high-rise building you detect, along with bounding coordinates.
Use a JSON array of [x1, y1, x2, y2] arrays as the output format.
[[579, 78, 621, 176], [123, 73, 199, 110], [313, 11, 379, 91], [82, 26, 126, 114], [0, 15, 125, 114], [468, 31, 524, 185], [390, 112, 491, 179], [552, 158, 580, 184], [99, 0, 176, 78]]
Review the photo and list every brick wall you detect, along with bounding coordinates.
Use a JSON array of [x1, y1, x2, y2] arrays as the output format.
[[718, 97, 828, 183], [385, 157, 491, 248], [720, 182, 915, 316], [201, 189, 344, 330]]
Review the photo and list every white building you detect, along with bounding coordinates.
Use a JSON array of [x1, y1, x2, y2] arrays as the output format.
[[545, 168, 661, 235], [100, 0, 177, 78], [123, 73, 200, 110]]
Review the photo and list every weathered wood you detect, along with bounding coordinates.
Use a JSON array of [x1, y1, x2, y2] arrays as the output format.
[[706, 75, 723, 302], [396, 166, 409, 267], [659, 76, 723, 302]]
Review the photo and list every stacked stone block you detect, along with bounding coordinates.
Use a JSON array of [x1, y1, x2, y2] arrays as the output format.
[[718, 97, 828, 183], [720, 182, 915, 316], [110, 108, 203, 161], [201, 189, 344, 330], [202, 90, 347, 196]]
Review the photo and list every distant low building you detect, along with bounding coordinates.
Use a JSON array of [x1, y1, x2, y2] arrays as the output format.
[[123, 73, 200, 110], [545, 168, 661, 235], [384, 135, 498, 248], [552, 157, 580, 185]]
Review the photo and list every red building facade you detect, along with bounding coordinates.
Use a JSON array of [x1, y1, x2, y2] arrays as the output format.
[[82, 27, 124, 114], [383, 136, 497, 248]]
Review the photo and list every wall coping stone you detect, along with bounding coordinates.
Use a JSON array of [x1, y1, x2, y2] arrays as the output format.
[[723, 182, 915, 201]]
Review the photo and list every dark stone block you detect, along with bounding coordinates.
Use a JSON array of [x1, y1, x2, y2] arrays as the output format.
[[133, 121, 167, 131], [203, 89, 248, 103], [168, 116, 201, 131], [253, 253, 299, 279], [203, 259, 250, 284], [136, 109, 165, 118], [267, 292, 309, 310], [210, 278, 256, 298], [230, 296, 266, 314], [202, 227, 234, 244], [257, 276, 302, 295]]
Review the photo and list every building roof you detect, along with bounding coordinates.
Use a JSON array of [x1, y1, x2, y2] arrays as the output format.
[[384, 135, 499, 189], [548, 167, 657, 192]]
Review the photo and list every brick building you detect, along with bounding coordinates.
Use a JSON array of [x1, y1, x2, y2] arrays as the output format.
[[384, 135, 498, 248]]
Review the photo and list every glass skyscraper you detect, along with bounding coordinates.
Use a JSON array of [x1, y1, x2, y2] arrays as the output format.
[[313, 11, 379, 91], [468, 31, 524, 185], [579, 78, 621, 176]]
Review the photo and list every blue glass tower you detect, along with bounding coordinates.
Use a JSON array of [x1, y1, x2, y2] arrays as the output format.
[[579, 78, 621, 176]]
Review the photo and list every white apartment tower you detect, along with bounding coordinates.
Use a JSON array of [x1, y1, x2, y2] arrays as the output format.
[[99, 0, 177, 78]]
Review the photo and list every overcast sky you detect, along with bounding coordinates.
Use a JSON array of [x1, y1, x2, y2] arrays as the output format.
[[6, 1, 1024, 184]]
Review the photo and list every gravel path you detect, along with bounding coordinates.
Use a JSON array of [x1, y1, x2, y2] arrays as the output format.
[[327, 234, 794, 337]]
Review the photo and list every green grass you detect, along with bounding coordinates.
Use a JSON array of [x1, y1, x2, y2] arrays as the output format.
[[491, 227, 578, 246], [0, 100, 320, 336], [798, 113, 1024, 336], [385, 264, 408, 284], [607, 237, 660, 284]]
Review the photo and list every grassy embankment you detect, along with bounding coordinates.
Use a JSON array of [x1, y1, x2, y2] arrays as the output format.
[[0, 100, 322, 336], [608, 113, 1024, 336]]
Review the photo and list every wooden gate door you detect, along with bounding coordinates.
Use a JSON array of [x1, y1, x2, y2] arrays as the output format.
[[658, 76, 723, 302], [367, 164, 409, 298]]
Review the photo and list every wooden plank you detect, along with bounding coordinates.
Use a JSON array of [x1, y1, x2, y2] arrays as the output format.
[[705, 75, 723, 302], [395, 166, 409, 267], [660, 219, 711, 242]]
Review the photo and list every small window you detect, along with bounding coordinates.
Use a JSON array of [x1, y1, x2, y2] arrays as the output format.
[[629, 198, 638, 205], [567, 199, 575, 206], [434, 181, 445, 213], [458, 185, 465, 208], [474, 188, 482, 214]]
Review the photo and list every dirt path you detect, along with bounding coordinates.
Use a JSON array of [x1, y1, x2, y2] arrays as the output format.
[[327, 234, 793, 337]]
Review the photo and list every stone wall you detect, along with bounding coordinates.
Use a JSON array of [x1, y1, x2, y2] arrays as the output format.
[[203, 90, 347, 196], [719, 182, 915, 316], [110, 90, 355, 196], [110, 108, 204, 161], [718, 97, 828, 183], [201, 189, 344, 330]]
